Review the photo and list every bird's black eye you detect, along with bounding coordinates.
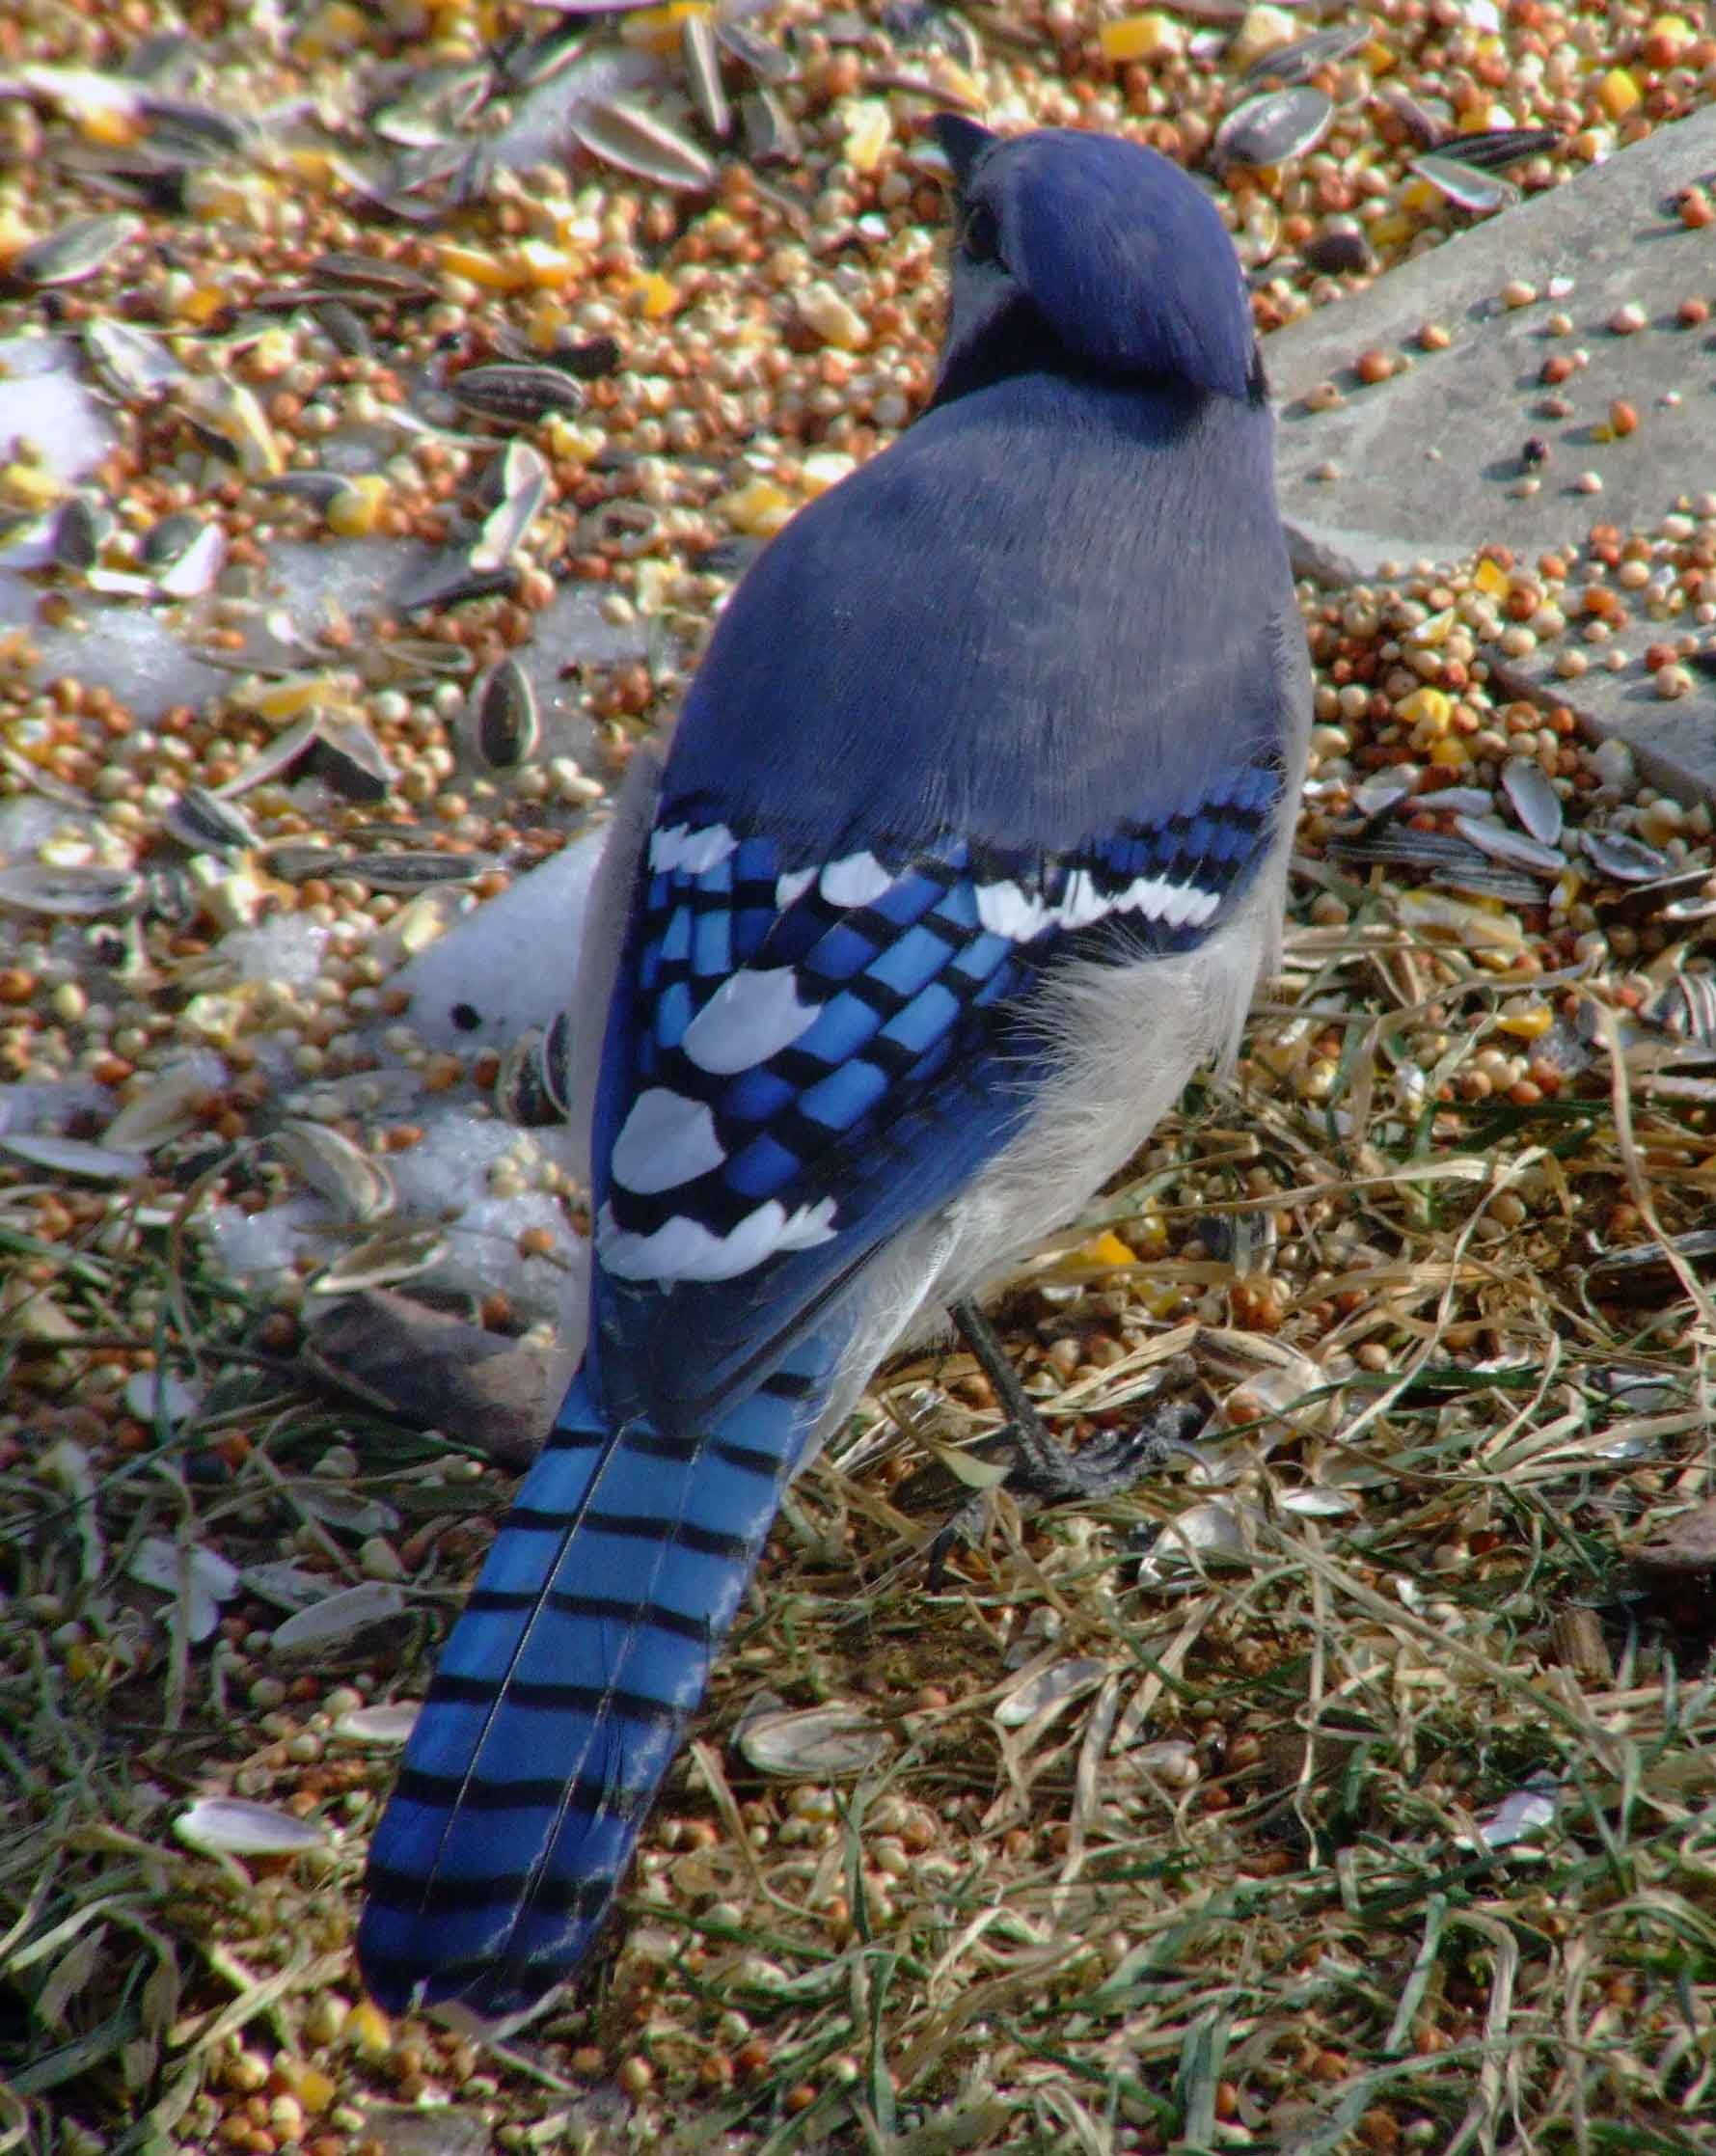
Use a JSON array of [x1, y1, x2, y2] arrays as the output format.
[[961, 201, 1000, 264]]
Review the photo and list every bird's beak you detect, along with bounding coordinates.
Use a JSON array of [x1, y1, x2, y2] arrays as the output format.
[[933, 114, 995, 193]]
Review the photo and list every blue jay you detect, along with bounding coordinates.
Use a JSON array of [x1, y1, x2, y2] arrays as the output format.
[[359, 117, 1310, 2026]]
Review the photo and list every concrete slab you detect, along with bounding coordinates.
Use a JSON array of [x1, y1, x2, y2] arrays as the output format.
[[1267, 103, 1716, 796], [1269, 103, 1716, 565]]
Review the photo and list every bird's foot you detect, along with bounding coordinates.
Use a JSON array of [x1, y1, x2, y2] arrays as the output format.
[[1000, 1397, 1206, 1502], [921, 1299, 1204, 1583]]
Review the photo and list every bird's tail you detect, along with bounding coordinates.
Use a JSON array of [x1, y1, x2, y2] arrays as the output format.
[[358, 1341, 834, 2024]]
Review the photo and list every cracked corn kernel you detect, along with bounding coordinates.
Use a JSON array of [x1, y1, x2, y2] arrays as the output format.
[[1596, 68, 1642, 118], [1100, 13, 1185, 61], [325, 476, 389, 536]]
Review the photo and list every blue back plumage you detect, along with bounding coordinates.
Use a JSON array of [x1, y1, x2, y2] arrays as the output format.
[[358, 118, 1304, 2025]]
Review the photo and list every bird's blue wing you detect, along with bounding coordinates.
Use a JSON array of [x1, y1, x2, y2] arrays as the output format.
[[586, 754, 1285, 1435]]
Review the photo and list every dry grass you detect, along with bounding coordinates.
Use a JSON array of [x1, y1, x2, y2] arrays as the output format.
[[6, 892, 1716, 2154]]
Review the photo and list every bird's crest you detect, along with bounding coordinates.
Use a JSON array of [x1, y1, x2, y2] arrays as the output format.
[[935, 118, 1259, 402]]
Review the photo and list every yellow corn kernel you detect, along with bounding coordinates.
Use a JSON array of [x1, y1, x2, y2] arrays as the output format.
[[437, 242, 526, 291], [325, 476, 390, 538], [0, 462, 65, 512], [1596, 68, 1642, 120], [1428, 735, 1472, 769], [1398, 687, 1453, 730], [513, 239, 581, 290], [78, 104, 142, 148], [293, 0, 370, 61], [1100, 14, 1185, 63], [844, 98, 893, 174], [174, 284, 227, 326], [619, 2, 711, 53], [289, 2066, 338, 2114], [1362, 39, 1396, 74], [802, 452, 857, 497], [718, 479, 794, 537], [1496, 999, 1553, 1040], [1473, 558, 1511, 598], [1077, 1230, 1139, 1269], [243, 673, 349, 722], [527, 294, 573, 349], [1400, 177, 1441, 214], [344, 1999, 392, 2056], [629, 271, 681, 320], [1368, 211, 1413, 247]]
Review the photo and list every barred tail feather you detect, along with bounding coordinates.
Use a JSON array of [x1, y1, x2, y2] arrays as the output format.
[[358, 1348, 831, 2024]]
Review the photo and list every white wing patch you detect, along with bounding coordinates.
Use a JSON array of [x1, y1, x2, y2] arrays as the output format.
[[972, 871, 1220, 941], [818, 851, 895, 908], [611, 1087, 725, 1194], [597, 1195, 838, 1283], [680, 966, 818, 1076], [649, 821, 738, 874]]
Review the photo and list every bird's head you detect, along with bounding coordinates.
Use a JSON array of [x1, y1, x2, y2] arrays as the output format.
[[933, 117, 1263, 406]]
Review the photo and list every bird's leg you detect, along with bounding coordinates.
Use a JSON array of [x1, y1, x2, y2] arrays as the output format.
[[947, 1297, 1204, 1500]]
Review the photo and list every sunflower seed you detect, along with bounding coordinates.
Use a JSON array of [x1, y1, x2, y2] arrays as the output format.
[[997, 1657, 1111, 1727], [52, 495, 105, 571], [739, 1703, 890, 1778], [1243, 23, 1366, 82], [140, 862, 202, 924], [470, 655, 540, 770], [470, 441, 549, 571], [1500, 756, 1564, 847], [1449, 126, 1562, 171], [542, 1007, 574, 1116], [270, 1582, 406, 1655], [1651, 971, 1716, 1045], [258, 841, 344, 882], [1331, 824, 1542, 900], [176, 1796, 329, 1856], [1375, 82, 1448, 149], [213, 712, 324, 797], [1583, 828, 1671, 882], [450, 361, 586, 423], [312, 719, 395, 803], [333, 1702, 421, 1745], [371, 62, 492, 149], [1453, 814, 1566, 876], [161, 783, 257, 856], [0, 1132, 149, 1179], [308, 249, 437, 298], [172, 375, 283, 478], [716, 18, 800, 83], [104, 1060, 219, 1150], [572, 96, 718, 191], [503, 24, 593, 91], [14, 212, 142, 286], [1412, 153, 1520, 214], [1410, 786, 1493, 816], [1212, 86, 1332, 171], [741, 87, 799, 164], [495, 1026, 565, 1128], [0, 861, 141, 917], [312, 1223, 449, 1293], [153, 520, 226, 598], [346, 851, 489, 892], [273, 1118, 396, 1222], [681, 13, 731, 138], [127, 1533, 232, 1643], [312, 297, 374, 357], [1301, 223, 1375, 276], [395, 551, 515, 613], [138, 510, 203, 569]]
